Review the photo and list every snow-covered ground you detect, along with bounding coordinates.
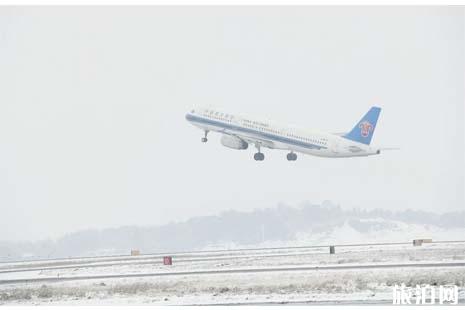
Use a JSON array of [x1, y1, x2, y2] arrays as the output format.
[[211, 220, 465, 250], [0, 242, 464, 305], [2, 268, 465, 305]]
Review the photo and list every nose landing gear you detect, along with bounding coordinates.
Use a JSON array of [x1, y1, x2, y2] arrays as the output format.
[[201, 130, 209, 143]]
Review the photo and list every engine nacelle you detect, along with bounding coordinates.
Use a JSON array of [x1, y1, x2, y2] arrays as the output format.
[[220, 135, 248, 150]]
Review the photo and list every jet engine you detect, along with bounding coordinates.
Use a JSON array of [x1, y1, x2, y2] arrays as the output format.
[[220, 135, 248, 150]]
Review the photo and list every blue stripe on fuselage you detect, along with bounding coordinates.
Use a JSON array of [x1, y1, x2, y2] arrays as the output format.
[[186, 114, 326, 151]]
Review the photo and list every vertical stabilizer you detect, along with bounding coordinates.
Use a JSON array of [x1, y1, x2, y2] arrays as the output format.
[[343, 107, 381, 145]]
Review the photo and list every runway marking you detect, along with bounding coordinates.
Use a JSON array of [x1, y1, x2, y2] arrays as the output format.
[[1, 261, 464, 285]]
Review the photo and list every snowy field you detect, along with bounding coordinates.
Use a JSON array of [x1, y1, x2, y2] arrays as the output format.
[[0, 242, 464, 305]]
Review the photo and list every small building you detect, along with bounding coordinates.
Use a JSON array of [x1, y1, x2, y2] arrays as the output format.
[[413, 239, 433, 246], [163, 256, 172, 265], [131, 249, 140, 256]]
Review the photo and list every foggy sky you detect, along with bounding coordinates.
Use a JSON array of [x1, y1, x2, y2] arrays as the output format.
[[0, 6, 464, 242]]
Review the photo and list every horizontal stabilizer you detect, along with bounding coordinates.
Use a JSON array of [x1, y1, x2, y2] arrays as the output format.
[[378, 147, 400, 151]]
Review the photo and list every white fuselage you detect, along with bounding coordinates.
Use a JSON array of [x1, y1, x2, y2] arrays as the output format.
[[186, 108, 380, 158]]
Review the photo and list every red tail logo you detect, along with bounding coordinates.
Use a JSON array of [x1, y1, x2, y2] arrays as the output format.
[[359, 121, 373, 138]]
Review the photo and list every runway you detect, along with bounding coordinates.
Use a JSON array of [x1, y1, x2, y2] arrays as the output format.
[[1, 261, 464, 285], [1, 241, 464, 305], [2, 240, 464, 275]]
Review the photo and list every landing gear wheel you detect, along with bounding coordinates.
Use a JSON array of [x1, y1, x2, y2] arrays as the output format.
[[253, 144, 264, 161], [201, 130, 209, 143], [254, 152, 265, 161], [287, 152, 297, 161]]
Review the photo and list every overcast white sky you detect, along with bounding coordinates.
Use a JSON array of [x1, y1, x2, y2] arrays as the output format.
[[0, 6, 463, 242]]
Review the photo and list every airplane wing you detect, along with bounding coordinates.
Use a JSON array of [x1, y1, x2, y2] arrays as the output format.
[[228, 133, 276, 149]]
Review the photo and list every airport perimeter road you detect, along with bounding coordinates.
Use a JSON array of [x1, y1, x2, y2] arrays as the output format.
[[1, 261, 464, 285]]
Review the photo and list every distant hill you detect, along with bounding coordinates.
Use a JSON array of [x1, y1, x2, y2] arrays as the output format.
[[1, 201, 464, 261]]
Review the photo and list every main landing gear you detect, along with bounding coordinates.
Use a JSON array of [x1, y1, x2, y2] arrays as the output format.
[[254, 144, 265, 161], [201, 130, 209, 143], [254, 152, 265, 161], [287, 152, 297, 161]]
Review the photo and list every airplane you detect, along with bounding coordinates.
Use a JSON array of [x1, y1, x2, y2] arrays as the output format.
[[186, 106, 394, 161]]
